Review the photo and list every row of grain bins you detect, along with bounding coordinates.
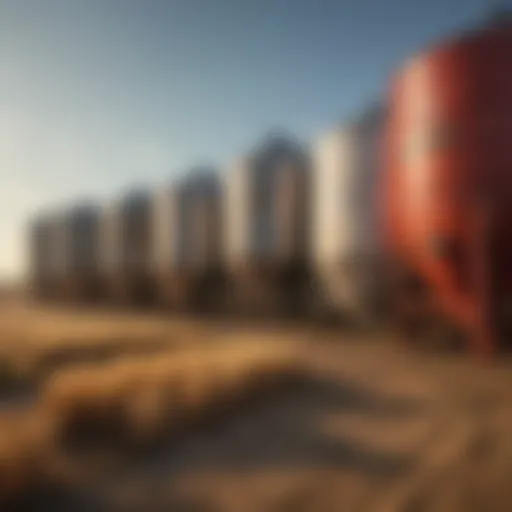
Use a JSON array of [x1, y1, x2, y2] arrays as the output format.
[[28, 13, 512, 355], [28, 106, 385, 322]]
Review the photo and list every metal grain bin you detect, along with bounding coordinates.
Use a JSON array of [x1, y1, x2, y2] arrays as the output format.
[[153, 169, 224, 311], [28, 214, 57, 300], [312, 104, 386, 323], [152, 183, 183, 280], [56, 204, 102, 302], [100, 189, 155, 305], [384, 15, 512, 354], [223, 134, 310, 316]]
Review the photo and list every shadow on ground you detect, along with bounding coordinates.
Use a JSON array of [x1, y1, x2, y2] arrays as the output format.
[[78, 374, 426, 512], [6, 372, 426, 512]]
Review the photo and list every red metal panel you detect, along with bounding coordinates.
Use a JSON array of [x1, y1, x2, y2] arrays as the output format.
[[383, 20, 512, 352]]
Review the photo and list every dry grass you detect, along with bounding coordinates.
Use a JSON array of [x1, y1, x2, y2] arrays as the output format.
[[0, 303, 210, 392], [0, 410, 57, 507], [3, 302, 512, 511], [0, 337, 306, 505], [42, 342, 305, 448]]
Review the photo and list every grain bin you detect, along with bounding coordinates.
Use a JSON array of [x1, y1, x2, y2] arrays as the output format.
[[153, 169, 224, 312], [383, 12, 512, 354], [28, 214, 56, 300], [312, 104, 386, 324], [56, 203, 102, 302], [100, 188, 155, 305], [223, 134, 310, 316]]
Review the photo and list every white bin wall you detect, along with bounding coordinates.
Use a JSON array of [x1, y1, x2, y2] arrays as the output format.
[[312, 111, 384, 317], [182, 182, 221, 272], [223, 158, 251, 270], [100, 195, 153, 277], [224, 154, 307, 273], [152, 186, 185, 275], [153, 175, 221, 277], [100, 204, 122, 278], [49, 213, 68, 282]]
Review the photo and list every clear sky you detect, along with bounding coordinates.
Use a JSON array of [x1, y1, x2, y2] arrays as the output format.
[[0, 0, 500, 279]]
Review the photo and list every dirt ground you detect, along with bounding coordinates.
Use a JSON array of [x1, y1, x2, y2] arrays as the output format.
[[1, 300, 512, 512]]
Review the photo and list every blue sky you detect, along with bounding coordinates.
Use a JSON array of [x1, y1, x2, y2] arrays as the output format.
[[0, 0, 499, 278]]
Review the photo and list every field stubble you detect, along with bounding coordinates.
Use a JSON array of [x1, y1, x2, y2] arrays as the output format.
[[0, 302, 311, 508], [1, 303, 512, 511]]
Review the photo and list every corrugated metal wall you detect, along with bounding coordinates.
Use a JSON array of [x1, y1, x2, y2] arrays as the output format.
[[29, 215, 54, 284], [224, 135, 309, 272], [180, 171, 222, 272], [100, 190, 154, 277], [313, 106, 385, 266], [153, 170, 221, 277], [152, 184, 183, 275], [65, 205, 101, 276], [312, 104, 385, 316]]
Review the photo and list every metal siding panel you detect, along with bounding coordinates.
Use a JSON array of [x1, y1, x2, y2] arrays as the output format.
[[30, 216, 54, 281], [224, 158, 251, 269], [153, 186, 177, 274], [182, 174, 221, 271], [313, 114, 384, 266], [154, 172, 221, 276], [99, 191, 153, 277], [67, 206, 100, 275], [224, 142, 307, 271], [312, 108, 385, 314], [100, 203, 122, 277], [313, 130, 345, 265]]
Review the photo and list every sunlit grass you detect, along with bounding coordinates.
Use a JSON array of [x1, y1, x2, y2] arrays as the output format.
[[43, 342, 305, 447], [0, 339, 306, 505]]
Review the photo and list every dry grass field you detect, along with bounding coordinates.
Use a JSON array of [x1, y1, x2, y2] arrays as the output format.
[[0, 299, 512, 511]]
